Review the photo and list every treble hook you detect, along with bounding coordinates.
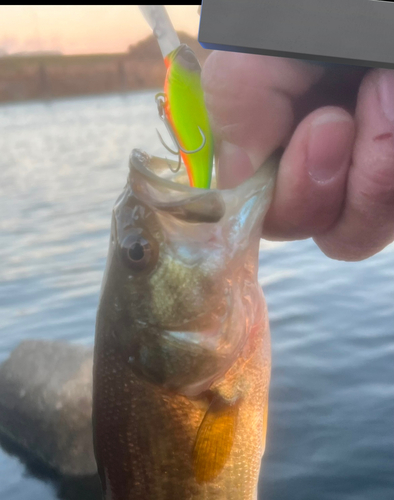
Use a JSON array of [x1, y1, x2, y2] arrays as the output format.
[[155, 93, 206, 173]]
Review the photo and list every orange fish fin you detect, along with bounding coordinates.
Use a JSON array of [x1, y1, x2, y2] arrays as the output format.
[[192, 395, 239, 483], [261, 396, 269, 454]]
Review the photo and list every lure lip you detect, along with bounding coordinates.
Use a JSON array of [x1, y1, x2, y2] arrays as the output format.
[[138, 5, 180, 59]]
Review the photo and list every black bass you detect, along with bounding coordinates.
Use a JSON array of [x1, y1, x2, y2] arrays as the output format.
[[93, 148, 280, 499]]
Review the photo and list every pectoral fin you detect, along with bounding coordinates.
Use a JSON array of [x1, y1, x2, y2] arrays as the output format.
[[192, 396, 239, 483]]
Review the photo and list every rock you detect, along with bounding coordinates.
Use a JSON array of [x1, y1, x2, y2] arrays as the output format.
[[0, 340, 97, 476]]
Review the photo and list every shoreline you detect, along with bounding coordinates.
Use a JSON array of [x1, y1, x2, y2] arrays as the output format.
[[0, 33, 211, 105]]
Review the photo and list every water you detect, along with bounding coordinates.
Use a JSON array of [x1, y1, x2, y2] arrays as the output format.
[[0, 92, 393, 500]]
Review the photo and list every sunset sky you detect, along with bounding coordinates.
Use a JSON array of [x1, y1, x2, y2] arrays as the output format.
[[0, 6, 200, 55]]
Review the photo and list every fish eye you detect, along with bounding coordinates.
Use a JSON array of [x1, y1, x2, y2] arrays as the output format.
[[120, 233, 157, 273], [128, 242, 145, 261]]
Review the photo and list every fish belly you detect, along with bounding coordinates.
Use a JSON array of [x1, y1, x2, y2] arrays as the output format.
[[93, 313, 270, 500]]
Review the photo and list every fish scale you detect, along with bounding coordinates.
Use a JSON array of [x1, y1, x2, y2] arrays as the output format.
[[93, 313, 270, 500]]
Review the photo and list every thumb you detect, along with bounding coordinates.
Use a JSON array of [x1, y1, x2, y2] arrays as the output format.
[[201, 51, 323, 188]]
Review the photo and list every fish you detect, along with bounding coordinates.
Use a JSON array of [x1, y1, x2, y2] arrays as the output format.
[[92, 147, 281, 499]]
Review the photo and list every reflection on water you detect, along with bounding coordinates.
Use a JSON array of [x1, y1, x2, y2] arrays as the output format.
[[0, 93, 393, 500]]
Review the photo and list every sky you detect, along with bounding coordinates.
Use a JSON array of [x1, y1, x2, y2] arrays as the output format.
[[0, 6, 200, 55]]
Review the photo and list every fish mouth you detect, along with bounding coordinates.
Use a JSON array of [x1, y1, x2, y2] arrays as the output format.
[[128, 147, 280, 229], [129, 149, 227, 224]]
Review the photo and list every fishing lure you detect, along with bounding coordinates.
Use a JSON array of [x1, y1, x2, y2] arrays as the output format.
[[139, 6, 214, 189]]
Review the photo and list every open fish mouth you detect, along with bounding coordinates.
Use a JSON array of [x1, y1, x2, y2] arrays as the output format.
[[129, 146, 279, 199]]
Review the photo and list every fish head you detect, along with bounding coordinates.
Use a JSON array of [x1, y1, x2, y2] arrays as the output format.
[[97, 149, 279, 397]]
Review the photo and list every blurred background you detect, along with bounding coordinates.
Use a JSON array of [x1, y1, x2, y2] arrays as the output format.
[[0, 5, 393, 500], [0, 6, 208, 103]]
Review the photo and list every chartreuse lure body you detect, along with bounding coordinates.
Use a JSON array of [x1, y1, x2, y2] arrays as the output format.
[[163, 44, 214, 189], [138, 6, 213, 189]]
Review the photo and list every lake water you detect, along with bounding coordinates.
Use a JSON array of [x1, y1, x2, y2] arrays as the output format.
[[0, 92, 393, 500]]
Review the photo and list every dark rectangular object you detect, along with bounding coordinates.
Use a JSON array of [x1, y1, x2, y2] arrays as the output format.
[[199, 0, 394, 69]]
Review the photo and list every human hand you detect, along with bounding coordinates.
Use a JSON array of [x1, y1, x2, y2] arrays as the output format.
[[201, 52, 394, 261]]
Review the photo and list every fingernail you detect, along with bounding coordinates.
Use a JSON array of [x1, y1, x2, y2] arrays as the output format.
[[217, 141, 254, 189], [378, 70, 394, 123], [307, 112, 353, 183]]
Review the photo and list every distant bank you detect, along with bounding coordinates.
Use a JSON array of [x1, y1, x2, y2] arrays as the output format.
[[0, 33, 211, 104]]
